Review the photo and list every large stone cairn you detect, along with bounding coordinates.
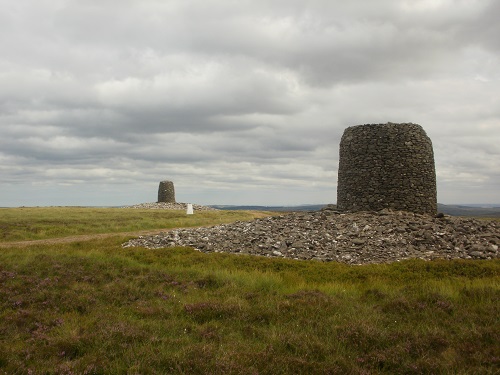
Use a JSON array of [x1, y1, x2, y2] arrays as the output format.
[[157, 180, 176, 203], [337, 123, 437, 215]]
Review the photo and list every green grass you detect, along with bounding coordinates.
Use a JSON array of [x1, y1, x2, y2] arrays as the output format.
[[0, 208, 499, 374], [0, 207, 266, 242]]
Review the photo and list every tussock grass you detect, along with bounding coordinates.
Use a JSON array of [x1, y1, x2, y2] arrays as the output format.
[[0, 207, 263, 242], [0, 208, 498, 374]]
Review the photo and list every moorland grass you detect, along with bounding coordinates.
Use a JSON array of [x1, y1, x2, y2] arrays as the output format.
[[0, 207, 266, 242], [0, 208, 498, 374]]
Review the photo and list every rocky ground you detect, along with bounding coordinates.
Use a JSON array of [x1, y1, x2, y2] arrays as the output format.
[[122, 202, 218, 211], [122, 206, 499, 264]]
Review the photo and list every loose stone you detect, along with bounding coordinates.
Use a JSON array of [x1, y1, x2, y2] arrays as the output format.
[[122, 209, 500, 265]]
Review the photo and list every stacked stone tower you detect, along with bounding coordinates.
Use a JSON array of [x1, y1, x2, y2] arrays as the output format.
[[337, 123, 437, 215], [158, 181, 176, 203]]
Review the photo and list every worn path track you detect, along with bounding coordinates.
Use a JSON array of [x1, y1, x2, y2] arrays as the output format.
[[0, 210, 274, 248], [0, 228, 178, 248]]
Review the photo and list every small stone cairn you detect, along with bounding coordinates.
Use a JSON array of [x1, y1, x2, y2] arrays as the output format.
[[122, 180, 217, 211], [158, 181, 176, 203]]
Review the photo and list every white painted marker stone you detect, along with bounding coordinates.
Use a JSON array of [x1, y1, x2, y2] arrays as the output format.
[[186, 203, 194, 215]]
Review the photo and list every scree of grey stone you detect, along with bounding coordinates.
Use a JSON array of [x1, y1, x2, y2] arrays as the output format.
[[157, 181, 176, 203], [337, 123, 437, 215]]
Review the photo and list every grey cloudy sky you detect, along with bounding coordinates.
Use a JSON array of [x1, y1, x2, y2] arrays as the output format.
[[1, 0, 499, 207]]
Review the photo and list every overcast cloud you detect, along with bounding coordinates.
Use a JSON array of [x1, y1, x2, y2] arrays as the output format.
[[1, 0, 499, 207]]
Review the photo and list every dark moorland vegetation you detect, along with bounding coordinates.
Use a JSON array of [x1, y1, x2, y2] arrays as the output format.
[[0, 207, 498, 374]]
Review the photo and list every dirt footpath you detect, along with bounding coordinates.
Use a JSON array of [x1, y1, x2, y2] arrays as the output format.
[[0, 228, 175, 248]]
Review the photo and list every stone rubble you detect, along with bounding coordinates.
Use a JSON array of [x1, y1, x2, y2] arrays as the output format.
[[122, 207, 499, 265], [122, 202, 218, 211]]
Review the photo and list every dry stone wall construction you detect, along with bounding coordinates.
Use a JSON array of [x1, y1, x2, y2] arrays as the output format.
[[158, 181, 176, 203], [337, 123, 437, 215]]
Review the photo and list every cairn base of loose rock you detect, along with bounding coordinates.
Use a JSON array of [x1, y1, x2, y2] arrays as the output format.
[[123, 209, 499, 264]]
